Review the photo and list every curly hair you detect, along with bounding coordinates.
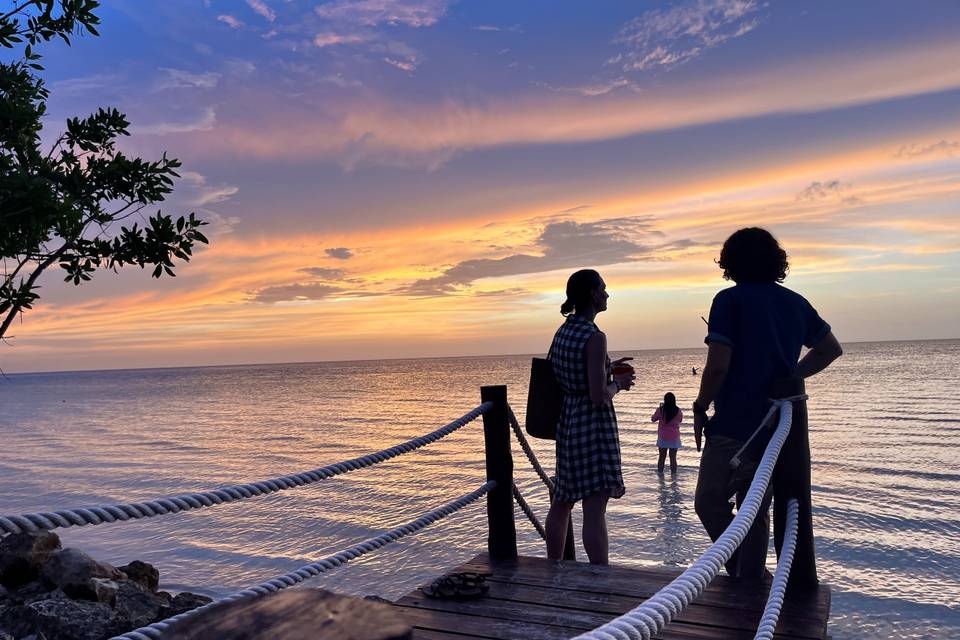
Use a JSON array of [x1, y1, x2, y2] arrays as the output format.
[[717, 227, 789, 283]]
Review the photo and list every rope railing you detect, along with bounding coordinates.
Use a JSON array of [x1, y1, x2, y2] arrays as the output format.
[[0, 402, 492, 535], [512, 483, 546, 540], [754, 498, 800, 640], [573, 399, 796, 640], [507, 405, 555, 492], [112, 480, 496, 640]]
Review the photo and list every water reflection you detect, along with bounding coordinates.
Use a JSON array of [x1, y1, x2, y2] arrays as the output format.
[[653, 474, 685, 566], [1, 341, 958, 638]]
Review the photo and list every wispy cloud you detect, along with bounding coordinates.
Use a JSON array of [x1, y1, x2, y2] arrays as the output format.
[[132, 106, 217, 135], [325, 247, 354, 260], [217, 14, 244, 29], [314, 31, 371, 47], [612, 0, 762, 72], [299, 267, 346, 279], [314, 0, 449, 28], [246, 0, 276, 22], [384, 56, 418, 72], [51, 73, 121, 96], [796, 180, 847, 201], [472, 24, 522, 33], [319, 73, 364, 88], [155, 67, 221, 90], [895, 140, 959, 159], [251, 282, 344, 303], [178, 171, 239, 206], [545, 78, 632, 97], [406, 218, 661, 295], [175, 41, 960, 166]]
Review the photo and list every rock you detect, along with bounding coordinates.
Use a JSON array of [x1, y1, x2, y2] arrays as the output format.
[[86, 578, 120, 606], [24, 597, 125, 640], [115, 581, 171, 629], [118, 560, 159, 592], [162, 591, 213, 619], [0, 602, 35, 637], [0, 532, 61, 588], [40, 548, 122, 599], [12, 580, 57, 604]]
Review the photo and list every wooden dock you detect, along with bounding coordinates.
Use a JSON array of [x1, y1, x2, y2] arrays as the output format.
[[391, 553, 831, 640]]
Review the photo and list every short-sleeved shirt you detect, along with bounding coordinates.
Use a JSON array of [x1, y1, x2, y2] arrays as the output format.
[[704, 283, 830, 441]]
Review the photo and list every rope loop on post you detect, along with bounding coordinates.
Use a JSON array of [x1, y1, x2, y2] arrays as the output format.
[[110, 480, 496, 640], [0, 402, 492, 535], [506, 405, 555, 492], [754, 498, 800, 640], [573, 399, 797, 640], [512, 483, 546, 540]]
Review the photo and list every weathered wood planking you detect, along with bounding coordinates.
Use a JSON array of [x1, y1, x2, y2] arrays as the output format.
[[391, 553, 830, 640]]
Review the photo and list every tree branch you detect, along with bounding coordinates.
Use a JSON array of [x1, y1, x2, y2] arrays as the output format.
[[0, 241, 72, 340]]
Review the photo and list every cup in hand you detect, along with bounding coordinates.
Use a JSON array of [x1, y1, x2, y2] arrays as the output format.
[[612, 362, 634, 376]]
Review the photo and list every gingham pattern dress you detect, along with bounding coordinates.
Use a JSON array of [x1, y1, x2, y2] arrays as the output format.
[[550, 315, 626, 503]]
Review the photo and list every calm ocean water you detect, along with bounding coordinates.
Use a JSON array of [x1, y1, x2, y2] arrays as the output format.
[[1, 340, 958, 638]]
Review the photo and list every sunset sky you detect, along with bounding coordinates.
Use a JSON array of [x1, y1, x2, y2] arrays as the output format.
[[6, 0, 960, 373]]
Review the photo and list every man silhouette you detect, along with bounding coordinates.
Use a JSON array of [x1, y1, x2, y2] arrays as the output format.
[[692, 227, 842, 579]]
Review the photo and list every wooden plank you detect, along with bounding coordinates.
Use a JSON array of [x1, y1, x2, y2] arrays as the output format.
[[397, 553, 829, 640], [399, 574, 825, 639], [412, 629, 489, 640], [394, 606, 576, 640], [397, 592, 812, 640], [396, 601, 793, 640], [467, 553, 827, 608], [459, 553, 830, 623]]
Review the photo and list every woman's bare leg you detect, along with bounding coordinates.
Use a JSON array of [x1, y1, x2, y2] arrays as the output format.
[[582, 492, 611, 565], [658, 448, 667, 474], [546, 499, 575, 560], [669, 448, 678, 474]]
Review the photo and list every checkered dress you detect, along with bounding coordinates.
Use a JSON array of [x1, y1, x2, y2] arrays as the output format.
[[550, 315, 625, 503]]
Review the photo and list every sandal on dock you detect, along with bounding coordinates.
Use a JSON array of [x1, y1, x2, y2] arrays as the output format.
[[420, 571, 491, 600]]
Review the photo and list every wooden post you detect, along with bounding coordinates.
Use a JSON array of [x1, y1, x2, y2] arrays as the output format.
[[481, 385, 517, 560]]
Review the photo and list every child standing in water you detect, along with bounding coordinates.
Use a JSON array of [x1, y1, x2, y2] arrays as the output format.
[[652, 392, 683, 474]]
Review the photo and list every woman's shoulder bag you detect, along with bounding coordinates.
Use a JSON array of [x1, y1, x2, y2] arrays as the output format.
[[525, 344, 563, 440]]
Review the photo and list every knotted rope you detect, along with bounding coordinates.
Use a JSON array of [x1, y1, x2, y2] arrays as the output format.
[[112, 480, 495, 640], [754, 498, 800, 640], [507, 406, 555, 492], [512, 483, 546, 540], [0, 403, 491, 535], [574, 399, 796, 640]]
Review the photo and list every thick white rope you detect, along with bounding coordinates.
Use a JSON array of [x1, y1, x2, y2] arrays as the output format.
[[111, 480, 496, 640], [573, 400, 795, 640], [507, 406, 555, 492], [0, 403, 491, 535], [513, 483, 546, 540], [754, 498, 800, 640]]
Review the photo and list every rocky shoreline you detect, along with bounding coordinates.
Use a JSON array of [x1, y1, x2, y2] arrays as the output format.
[[0, 531, 212, 640]]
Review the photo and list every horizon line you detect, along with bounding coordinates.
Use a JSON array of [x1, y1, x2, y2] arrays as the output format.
[[3, 336, 957, 378]]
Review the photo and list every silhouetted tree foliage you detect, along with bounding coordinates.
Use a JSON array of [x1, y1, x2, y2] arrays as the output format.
[[0, 0, 208, 342]]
